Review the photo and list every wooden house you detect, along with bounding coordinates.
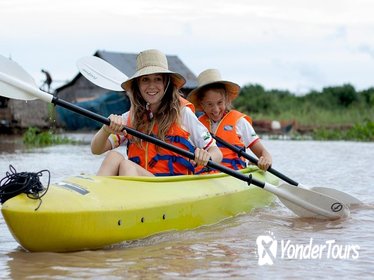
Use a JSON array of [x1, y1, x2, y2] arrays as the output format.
[[0, 50, 197, 132], [0, 96, 50, 133]]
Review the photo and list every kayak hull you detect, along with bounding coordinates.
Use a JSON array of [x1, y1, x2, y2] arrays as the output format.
[[1, 167, 277, 252]]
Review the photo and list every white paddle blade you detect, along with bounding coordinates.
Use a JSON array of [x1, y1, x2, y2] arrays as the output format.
[[310, 186, 362, 206], [265, 183, 350, 219], [0, 55, 38, 100], [0, 56, 53, 103], [77, 56, 127, 92]]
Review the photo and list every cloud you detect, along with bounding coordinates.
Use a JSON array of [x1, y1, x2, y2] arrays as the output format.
[[357, 44, 374, 59], [1, 0, 374, 93]]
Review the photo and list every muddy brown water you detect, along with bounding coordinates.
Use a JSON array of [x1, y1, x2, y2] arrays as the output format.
[[0, 134, 373, 279]]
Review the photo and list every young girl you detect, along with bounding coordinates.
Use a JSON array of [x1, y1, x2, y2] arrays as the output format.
[[91, 50, 222, 176], [187, 69, 272, 171]]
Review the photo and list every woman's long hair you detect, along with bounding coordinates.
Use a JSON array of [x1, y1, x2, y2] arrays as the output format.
[[128, 74, 182, 144]]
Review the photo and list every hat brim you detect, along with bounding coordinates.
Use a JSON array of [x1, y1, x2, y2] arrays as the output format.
[[187, 80, 240, 111], [121, 66, 186, 92]]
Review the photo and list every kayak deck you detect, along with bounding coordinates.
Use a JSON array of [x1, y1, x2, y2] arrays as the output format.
[[1, 166, 278, 252]]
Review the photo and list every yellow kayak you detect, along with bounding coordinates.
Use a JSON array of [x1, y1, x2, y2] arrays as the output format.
[[1, 166, 277, 252]]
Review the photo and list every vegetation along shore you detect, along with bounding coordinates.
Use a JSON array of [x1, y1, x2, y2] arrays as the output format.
[[233, 83, 374, 141], [3, 83, 373, 144]]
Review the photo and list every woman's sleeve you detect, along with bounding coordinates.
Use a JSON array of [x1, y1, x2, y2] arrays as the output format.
[[181, 107, 216, 150], [236, 117, 260, 148]]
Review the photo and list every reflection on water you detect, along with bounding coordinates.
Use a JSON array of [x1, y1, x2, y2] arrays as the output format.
[[0, 135, 373, 279], [0, 133, 108, 182], [3, 206, 373, 279], [0, 135, 25, 154]]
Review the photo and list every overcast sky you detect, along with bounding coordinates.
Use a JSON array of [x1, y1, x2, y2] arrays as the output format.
[[1, 0, 374, 94]]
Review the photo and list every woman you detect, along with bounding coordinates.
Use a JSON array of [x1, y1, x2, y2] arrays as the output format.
[[187, 69, 272, 171], [91, 50, 222, 176]]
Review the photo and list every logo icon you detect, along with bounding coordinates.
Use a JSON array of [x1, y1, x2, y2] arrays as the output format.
[[256, 233, 277, 265], [256, 233, 360, 264], [331, 202, 343, 212]]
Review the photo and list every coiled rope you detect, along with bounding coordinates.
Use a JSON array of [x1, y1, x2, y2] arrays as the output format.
[[0, 165, 50, 210]]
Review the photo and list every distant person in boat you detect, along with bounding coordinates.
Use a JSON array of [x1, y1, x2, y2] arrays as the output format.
[[91, 49, 222, 176], [187, 69, 272, 171], [40, 69, 52, 92]]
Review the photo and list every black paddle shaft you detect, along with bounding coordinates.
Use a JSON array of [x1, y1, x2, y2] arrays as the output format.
[[211, 134, 299, 186], [52, 97, 265, 188]]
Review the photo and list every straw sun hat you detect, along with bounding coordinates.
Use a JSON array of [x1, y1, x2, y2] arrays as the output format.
[[187, 69, 240, 111], [121, 49, 186, 92]]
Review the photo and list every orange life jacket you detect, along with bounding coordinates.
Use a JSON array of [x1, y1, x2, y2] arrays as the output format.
[[198, 110, 252, 171], [127, 97, 196, 176]]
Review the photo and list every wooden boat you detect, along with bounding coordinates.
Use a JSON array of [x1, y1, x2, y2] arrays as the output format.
[[1, 166, 277, 252]]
